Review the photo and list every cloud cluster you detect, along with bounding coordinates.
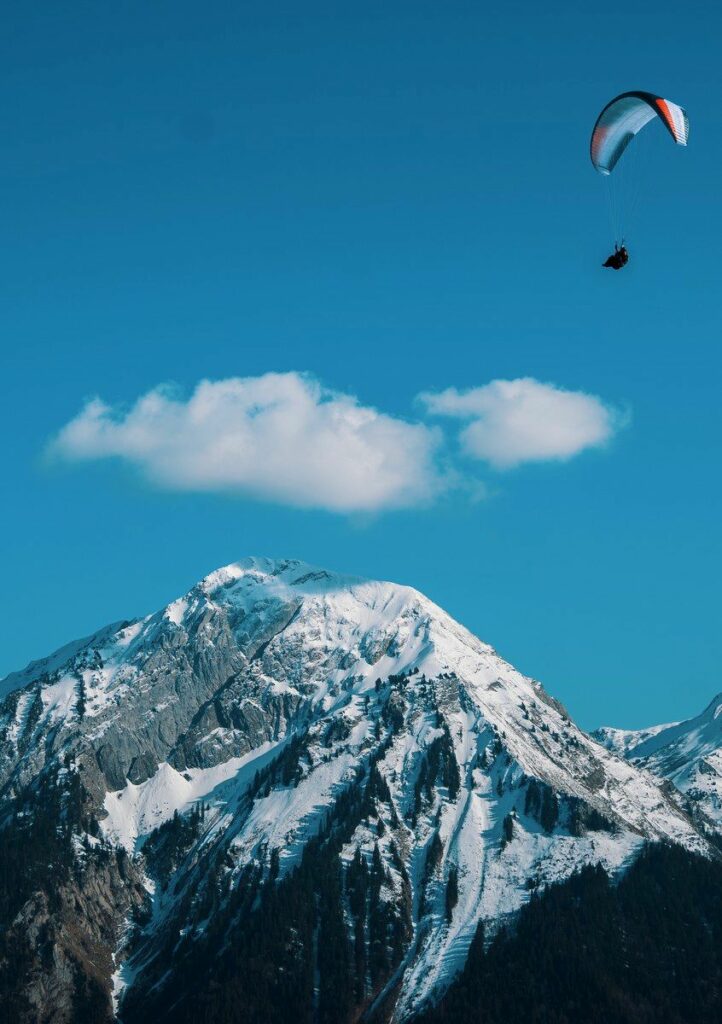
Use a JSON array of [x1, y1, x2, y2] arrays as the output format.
[[51, 373, 443, 513], [51, 372, 625, 513], [420, 378, 623, 469]]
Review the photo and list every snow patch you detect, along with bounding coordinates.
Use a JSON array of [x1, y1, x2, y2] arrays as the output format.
[[102, 743, 279, 852]]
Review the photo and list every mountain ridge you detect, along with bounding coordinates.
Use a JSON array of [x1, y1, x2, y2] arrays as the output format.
[[596, 692, 722, 834]]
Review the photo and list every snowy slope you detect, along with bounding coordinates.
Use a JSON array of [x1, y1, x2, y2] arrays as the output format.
[[596, 694, 722, 831], [0, 558, 711, 1021], [594, 722, 678, 757]]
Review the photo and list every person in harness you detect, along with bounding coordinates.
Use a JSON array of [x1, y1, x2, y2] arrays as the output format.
[[603, 243, 629, 270]]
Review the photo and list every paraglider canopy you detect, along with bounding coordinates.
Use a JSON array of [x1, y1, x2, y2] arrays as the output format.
[[591, 91, 689, 175]]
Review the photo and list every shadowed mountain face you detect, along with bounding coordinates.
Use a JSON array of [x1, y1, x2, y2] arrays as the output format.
[[0, 559, 713, 1023]]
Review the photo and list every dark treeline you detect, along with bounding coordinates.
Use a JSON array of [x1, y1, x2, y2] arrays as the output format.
[[122, 677, 415, 1024], [418, 843, 722, 1024], [123, 772, 410, 1024], [143, 801, 207, 888], [127, 839, 722, 1024]]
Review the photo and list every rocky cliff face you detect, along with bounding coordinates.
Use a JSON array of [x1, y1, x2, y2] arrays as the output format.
[[0, 558, 711, 1023]]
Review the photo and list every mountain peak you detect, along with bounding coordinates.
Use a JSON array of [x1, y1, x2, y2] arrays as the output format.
[[197, 555, 371, 600], [200, 555, 338, 589]]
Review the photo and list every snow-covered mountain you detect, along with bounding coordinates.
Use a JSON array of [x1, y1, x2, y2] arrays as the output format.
[[593, 721, 678, 758], [595, 694, 722, 834], [0, 558, 711, 1023]]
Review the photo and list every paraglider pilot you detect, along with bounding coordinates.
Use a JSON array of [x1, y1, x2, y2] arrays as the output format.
[[603, 243, 629, 270]]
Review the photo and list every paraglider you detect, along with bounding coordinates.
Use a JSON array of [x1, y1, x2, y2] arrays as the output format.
[[591, 91, 689, 268], [603, 243, 628, 270]]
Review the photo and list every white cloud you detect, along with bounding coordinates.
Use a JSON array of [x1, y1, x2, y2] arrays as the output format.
[[50, 373, 443, 513], [419, 378, 624, 469]]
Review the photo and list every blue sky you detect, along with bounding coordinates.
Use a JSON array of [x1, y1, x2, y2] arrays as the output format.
[[2, 0, 720, 730]]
